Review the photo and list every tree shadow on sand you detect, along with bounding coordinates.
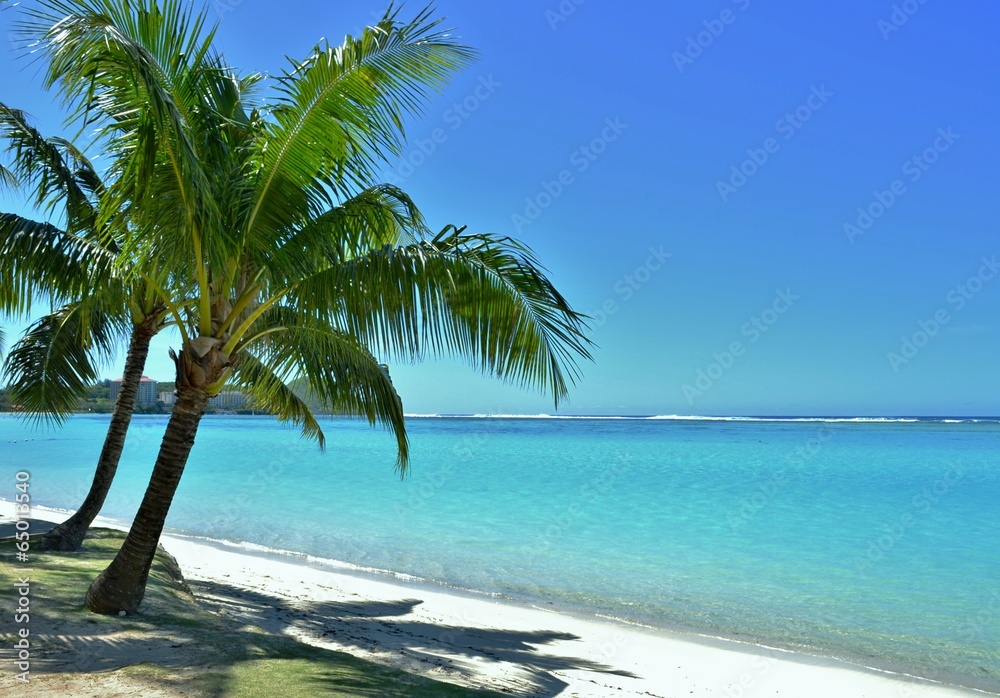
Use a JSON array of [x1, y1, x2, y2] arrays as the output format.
[[1, 525, 639, 696], [192, 578, 640, 697]]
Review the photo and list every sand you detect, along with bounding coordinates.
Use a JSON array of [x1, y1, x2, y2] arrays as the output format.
[[1, 502, 991, 697]]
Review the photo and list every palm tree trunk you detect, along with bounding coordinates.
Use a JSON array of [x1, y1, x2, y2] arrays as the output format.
[[39, 320, 157, 552], [85, 383, 208, 614]]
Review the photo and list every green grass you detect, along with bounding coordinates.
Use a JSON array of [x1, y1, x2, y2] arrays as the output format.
[[0, 530, 502, 697]]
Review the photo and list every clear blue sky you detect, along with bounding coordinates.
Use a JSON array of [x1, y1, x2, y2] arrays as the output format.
[[2, 1, 998, 416]]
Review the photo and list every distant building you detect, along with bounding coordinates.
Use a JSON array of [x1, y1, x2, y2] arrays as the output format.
[[153, 389, 249, 409], [208, 391, 249, 410], [110, 376, 159, 405]]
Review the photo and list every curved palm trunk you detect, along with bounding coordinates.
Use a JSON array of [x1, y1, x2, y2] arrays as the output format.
[[39, 320, 157, 552], [87, 388, 208, 613], [86, 383, 208, 613], [86, 342, 224, 614]]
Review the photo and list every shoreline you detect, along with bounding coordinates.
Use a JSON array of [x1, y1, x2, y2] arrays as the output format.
[[3, 502, 994, 697], [125, 526, 1000, 694], [5, 412, 1000, 423]]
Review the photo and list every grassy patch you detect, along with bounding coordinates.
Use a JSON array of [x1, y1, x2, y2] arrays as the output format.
[[0, 529, 502, 697]]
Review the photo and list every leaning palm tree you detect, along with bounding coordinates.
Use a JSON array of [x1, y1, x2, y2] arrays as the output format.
[[0, 103, 172, 551], [15, 297, 169, 552], [25, 0, 592, 614]]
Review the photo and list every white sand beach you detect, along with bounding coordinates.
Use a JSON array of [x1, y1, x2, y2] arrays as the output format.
[[2, 502, 990, 697]]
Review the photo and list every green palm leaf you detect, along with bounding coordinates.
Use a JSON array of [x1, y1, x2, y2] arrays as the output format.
[[232, 349, 324, 444], [262, 183, 425, 284], [20, 0, 225, 269], [0, 162, 16, 190], [243, 5, 474, 249], [234, 309, 407, 468], [290, 225, 592, 406], [0, 102, 101, 232], [0, 213, 114, 313], [3, 302, 126, 422]]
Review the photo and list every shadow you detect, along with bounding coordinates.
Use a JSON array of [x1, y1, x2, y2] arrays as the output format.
[[190, 577, 640, 697], [2, 528, 640, 696], [304, 597, 424, 618], [0, 517, 58, 538]]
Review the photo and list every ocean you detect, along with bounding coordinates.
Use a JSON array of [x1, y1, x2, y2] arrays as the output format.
[[1, 413, 998, 692]]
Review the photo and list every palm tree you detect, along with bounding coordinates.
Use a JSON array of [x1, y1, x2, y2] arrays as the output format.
[[0, 104, 171, 551], [25, 0, 592, 614], [22, 303, 167, 552]]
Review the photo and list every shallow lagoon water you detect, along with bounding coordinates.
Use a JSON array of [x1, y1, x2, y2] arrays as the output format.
[[2, 413, 997, 690]]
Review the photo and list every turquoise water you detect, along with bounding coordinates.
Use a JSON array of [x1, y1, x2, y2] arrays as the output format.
[[2, 414, 998, 691]]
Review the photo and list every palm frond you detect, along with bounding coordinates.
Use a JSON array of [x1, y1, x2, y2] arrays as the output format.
[[234, 313, 408, 470], [231, 349, 325, 445], [0, 162, 18, 190], [0, 102, 101, 236], [264, 183, 426, 283], [289, 225, 593, 407], [0, 213, 115, 313], [243, 5, 475, 247], [19, 0, 226, 272], [2, 302, 125, 422]]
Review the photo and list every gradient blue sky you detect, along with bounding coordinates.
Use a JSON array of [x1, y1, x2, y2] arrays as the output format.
[[2, 1, 998, 416]]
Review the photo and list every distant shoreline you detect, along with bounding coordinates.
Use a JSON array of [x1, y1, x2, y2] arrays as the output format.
[[401, 413, 1000, 422], [3, 410, 998, 423]]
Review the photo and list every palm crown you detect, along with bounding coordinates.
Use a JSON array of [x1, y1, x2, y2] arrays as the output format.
[[14, 0, 592, 613], [0, 101, 176, 552]]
